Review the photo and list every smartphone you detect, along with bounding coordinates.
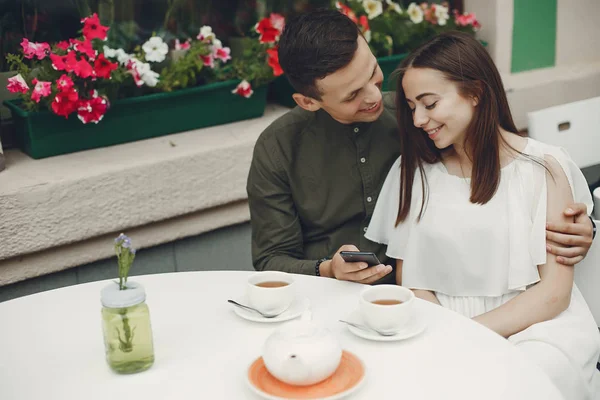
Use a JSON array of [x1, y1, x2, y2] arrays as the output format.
[[339, 251, 381, 266]]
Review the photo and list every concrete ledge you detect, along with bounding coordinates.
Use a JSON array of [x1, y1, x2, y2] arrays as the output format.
[[0, 104, 289, 284]]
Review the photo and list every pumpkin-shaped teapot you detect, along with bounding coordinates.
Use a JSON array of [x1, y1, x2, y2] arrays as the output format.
[[262, 320, 342, 386]]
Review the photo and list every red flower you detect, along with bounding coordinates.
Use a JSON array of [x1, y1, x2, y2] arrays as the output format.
[[81, 13, 109, 41], [232, 80, 253, 98], [255, 18, 280, 44], [51, 88, 79, 118], [358, 15, 370, 32], [50, 53, 68, 71], [266, 47, 283, 77], [56, 74, 74, 92], [93, 54, 118, 79], [56, 41, 70, 51], [75, 58, 94, 78], [71, 39, 97, 60], [77, 91, 109, 124], [335, 2, 358, 23]]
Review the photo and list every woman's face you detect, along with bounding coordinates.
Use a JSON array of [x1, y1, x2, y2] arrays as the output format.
[[402, 67, 477, 150]]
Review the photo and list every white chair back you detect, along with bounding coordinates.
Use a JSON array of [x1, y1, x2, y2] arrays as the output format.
[[574, 220, 600, 327], [527, 96, 600, 169]]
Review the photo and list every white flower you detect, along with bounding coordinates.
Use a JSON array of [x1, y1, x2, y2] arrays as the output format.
[[362, 0, 383, 20], [115, 49, 131, 65], [385, 0, 402, 14], [141, 70, 160, 87], [197, 25, 215, 42], [212, 38, 222, 49], [142, 36, 169, 63], [103, 46, 117, 58], [434, 4, 449, 26], [407, 2, 424, 24]]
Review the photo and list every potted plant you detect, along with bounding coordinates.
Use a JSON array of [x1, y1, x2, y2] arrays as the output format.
[[3, 12, 284, 159], [271, 1, 480, 107]]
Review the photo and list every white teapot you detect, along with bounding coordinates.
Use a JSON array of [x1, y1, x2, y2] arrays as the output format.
[[262, 319, 342, 386]]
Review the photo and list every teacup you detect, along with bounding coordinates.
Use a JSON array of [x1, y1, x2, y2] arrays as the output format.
[[359, 285, 415, 334], [247, 271, 295, 316]]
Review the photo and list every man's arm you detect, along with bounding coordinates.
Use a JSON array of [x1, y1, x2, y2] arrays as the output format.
[[247, 137, 317, 275], [546, 203, 594, 265]]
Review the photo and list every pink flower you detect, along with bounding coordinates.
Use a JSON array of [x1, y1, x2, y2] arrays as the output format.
[[20, 38, 51, 60], [6, 74, 29, 94], [175, 39, 191, 50], [56, 74, 74, 92], [232, 80, 253, 98], [455, 11, 480, 29], [30, 79, 52, 103], [269, 13, 285, 32], [201, 54, 215, 68], [81, 13, 109, 41], [56, 41, 70, 51], [77, 90, 109, 124], [213, 46, 231, 63], [52, 87, 79, 118]]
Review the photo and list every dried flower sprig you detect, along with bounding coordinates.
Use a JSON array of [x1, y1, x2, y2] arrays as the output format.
[[114, 233, 136, 290]]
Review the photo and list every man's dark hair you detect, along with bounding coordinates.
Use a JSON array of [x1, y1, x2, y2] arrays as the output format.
[[278, 9, 361, 100]]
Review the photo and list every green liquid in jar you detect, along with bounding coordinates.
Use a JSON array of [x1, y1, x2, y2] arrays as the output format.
[[101, 302, 154, 374]]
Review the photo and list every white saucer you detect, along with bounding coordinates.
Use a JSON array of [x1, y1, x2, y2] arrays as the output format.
[[231, 296, 310, 323], [344, 310, 426, 342]]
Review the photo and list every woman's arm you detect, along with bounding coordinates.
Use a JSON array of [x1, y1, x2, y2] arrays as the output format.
[[396, 259, 441, 305], [473, 155, 574, 338]]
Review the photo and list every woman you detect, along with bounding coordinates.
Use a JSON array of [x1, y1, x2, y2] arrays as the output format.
[[366, 31, 600, 399]]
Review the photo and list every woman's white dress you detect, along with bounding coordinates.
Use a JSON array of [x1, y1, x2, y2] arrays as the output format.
[[366, 138, 600, 399]]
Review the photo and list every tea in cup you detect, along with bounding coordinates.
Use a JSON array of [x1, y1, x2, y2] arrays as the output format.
[[247, 271, 295, 316], [359, 285, 415, 334]]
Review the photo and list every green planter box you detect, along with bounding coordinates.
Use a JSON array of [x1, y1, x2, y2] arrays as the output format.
[[3, 80, 267, 159], [269, 53, 407, 108]]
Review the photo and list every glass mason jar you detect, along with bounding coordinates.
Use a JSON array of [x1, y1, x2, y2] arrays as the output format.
[[101, 281, 155, 374]]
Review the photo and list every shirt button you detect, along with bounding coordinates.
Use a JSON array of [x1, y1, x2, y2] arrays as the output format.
[[354, 127, 359, 133], [367, 196, 373, 203], [363, 227, 368, 233], [360, 157, 366, 163]]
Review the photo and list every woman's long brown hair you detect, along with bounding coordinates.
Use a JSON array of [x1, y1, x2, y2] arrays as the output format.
[[394, 31, 519, 225]]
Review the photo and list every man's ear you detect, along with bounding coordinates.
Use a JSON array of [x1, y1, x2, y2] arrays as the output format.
[[292, 93, 322, 112]]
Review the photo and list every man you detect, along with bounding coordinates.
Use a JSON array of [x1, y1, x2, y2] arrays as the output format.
[[246, 10, 596, 284]]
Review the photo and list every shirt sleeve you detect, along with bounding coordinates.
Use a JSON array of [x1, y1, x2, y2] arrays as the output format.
[[246, 136, 318, 275]]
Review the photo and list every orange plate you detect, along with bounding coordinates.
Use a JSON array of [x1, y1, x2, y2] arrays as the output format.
[[247, 350, 365, 400]]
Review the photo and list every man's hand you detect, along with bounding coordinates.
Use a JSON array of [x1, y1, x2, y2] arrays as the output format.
[[320, 245, 393, 284], [546, 202, 594, 265]]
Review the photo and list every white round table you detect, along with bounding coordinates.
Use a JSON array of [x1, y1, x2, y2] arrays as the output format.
[[0, 271, 562, 399]]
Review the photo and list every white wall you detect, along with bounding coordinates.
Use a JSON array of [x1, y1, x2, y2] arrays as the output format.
[[465, 0, 600, 129], [556, 0, 600, 66]]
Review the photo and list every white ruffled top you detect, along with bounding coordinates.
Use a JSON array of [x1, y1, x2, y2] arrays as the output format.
[[365, 138, 593, 297]]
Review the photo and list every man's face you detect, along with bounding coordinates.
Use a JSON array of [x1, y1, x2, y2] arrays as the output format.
[[313, 37, 385, 124]]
